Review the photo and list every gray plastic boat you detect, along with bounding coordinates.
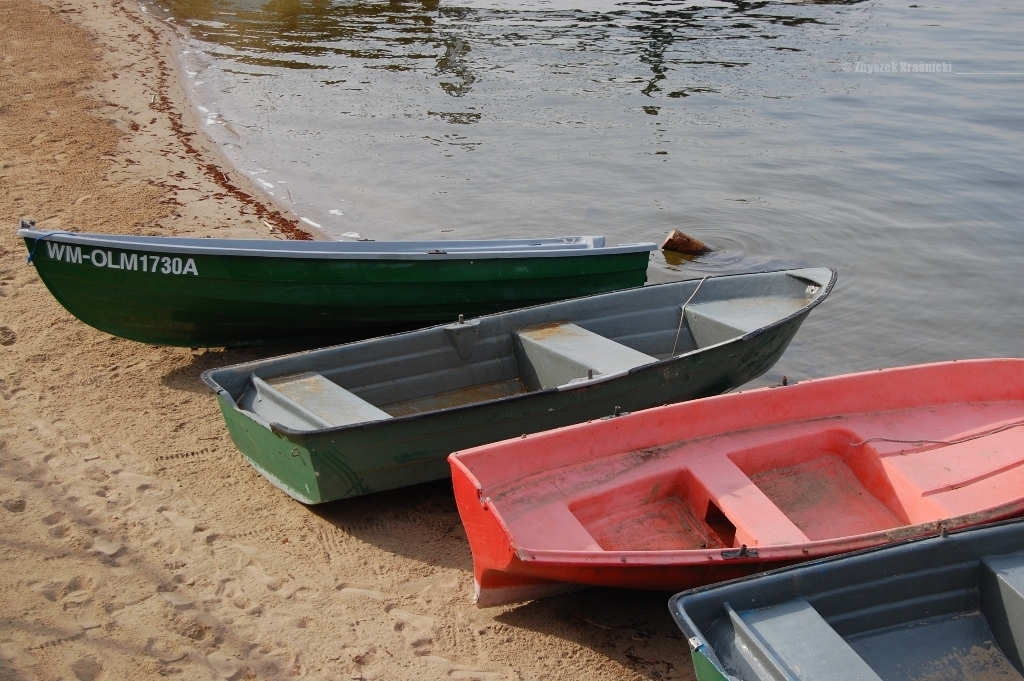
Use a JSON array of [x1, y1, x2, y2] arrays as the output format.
[[203, 267, 835, 503], [670, 517, 1024, 681]]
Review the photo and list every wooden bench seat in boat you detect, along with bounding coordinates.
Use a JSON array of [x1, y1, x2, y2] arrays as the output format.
[[514, 322, 657, 390], [245, 372, 392, 431], [725, 600, 883, 681]]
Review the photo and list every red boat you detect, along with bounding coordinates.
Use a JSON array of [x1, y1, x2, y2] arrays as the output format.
[[449, 359, 1024, 606]]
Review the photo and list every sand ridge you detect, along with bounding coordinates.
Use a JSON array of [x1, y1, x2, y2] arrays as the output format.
[[0, 1, 692, 679]]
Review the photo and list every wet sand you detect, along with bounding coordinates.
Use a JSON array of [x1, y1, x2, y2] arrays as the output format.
[[0, 1, 691, 679]]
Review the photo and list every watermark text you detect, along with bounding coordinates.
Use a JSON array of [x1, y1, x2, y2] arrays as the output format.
[[843, 61, 953, 73]]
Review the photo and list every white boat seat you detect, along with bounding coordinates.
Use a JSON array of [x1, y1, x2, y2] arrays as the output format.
[[685, 297, 807, 348], [245, 372, 392, 431], [514, 323, 656, 390], [727, 600, 883, 681]]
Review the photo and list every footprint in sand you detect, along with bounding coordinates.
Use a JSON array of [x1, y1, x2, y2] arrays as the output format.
[[70, 654, 103, 681], [244, 564, 282, 591], [207, 650, 241, 679], [2, 497, 26, 513], [336, 586, 387, 601], [178, 620, 217, 644], [145, 638, 187, 664], [36, 576, 94, 604], [279, 579, 311, 600], [91, 537, 122, 557], [62, 576, 95, 607], [83, 466, 109, 483], [0, 326, 16, 346], [47, 525, 69, 539], [36, 580, 65, 602], [30, 420, 56, 439], [0, 641, 38, 667], [158, 589, 193, 611], [41, 511, 70, 538], [117, 471, 156, 491], [63, 590, 93, 606], [161, 509, 200, 534], [388, 608, 435, 650]]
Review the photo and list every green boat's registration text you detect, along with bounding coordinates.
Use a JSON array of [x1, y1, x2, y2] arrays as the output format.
[[46, 242, 199, 276]]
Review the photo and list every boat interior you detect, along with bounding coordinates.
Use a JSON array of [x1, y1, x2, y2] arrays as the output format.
[[676, 522, 1024, 681], [211, 269, 831, 432], [475, 401, 1024, 555]]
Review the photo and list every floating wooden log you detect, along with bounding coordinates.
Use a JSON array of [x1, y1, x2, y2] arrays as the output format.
[[661, 229, 711, 255]]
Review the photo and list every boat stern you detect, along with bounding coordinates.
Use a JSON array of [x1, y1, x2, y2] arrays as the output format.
[[214, 391, 326, 504]]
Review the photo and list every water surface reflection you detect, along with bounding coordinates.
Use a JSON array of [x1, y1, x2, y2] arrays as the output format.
[[150, 0, 1023, 379]]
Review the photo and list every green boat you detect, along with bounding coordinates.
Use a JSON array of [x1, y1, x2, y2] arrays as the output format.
[[202, 267, 835, 504], [17, 221, 655, 347]]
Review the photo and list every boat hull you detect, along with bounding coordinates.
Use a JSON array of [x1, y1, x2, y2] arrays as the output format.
[[20, 230, 652, 346], [215, 317, 807, 504], [449, 359, 1024, 606]]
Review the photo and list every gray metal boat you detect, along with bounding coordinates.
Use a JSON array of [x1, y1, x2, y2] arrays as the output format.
[[670, 518, 1024, 681], [202, 267, 835, 504]]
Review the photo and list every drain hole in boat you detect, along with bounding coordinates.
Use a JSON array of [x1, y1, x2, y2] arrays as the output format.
[[704, 501, 737, 548]]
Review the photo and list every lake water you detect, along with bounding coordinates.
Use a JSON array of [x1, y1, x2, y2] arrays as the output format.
[[147, 0, 1023, 382]]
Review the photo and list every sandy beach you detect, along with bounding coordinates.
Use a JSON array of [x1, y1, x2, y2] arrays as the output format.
[[0, 1, 691, 679]]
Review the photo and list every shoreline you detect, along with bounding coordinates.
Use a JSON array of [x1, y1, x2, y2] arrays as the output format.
[[127, 2, 322, 241], [0, 2, 690, 679], [9, 0, 317, 241]]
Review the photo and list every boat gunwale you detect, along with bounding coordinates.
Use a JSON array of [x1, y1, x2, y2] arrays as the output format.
[[17, 228, 656, 260], [201, 267, 837, 437], [502, 499, 1024, 566]]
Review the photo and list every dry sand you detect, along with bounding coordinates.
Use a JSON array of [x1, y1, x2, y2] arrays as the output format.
[[0, 1, 694, 679]]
